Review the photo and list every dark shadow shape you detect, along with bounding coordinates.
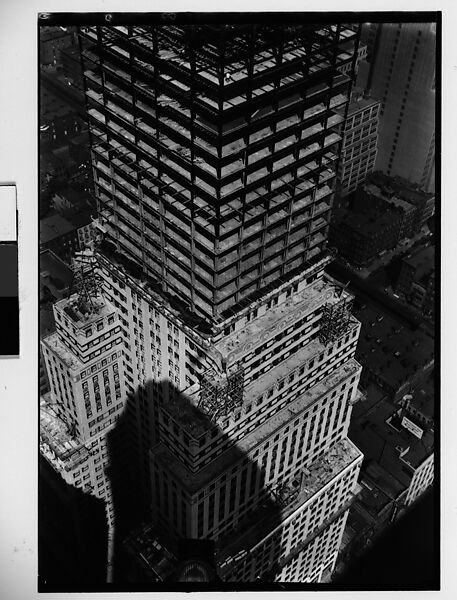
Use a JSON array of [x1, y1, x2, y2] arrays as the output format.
[[38, 377, 439, 592], [105, 379, 283, 590], [38, 454, 108, 589], [335, 487, 437, 590]]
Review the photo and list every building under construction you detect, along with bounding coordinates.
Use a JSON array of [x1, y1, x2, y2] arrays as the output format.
[[79, 21, 360, 325], [40, 17, 365, 584]]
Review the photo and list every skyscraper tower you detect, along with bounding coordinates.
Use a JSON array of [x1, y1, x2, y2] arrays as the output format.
[[363, 22, 436, 192], [41, 19, 364, 584], [41, 250, 128, 529], [81, 22, 361, 324]]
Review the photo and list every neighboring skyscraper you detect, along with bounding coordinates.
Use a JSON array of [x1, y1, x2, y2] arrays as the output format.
[[41, 20, 364, 584], [40, 253, 128, 529], [335, 88, 380, 198], [363, 23, 436, 191]]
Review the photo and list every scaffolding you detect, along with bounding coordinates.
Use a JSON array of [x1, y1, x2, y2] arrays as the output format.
[[318, 297, 353, 346], [198, 364, 244, 419], [69, 249, 104, 314]]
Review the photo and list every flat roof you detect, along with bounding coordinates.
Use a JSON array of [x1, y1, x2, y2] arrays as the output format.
[[166, 326, 360, 438], [40, 212, 76, 243], [333, 207, 400, 234], [41, 85, 76, 119], [40, 303, 56, 337], [55, 293, 115, 328], [410, 375, 434, 420], [215, 277, 353, 363], [403, 244, 435, 281], [154, 358, 361, 492], [40, 27, 73, 43], [40, 396, 89, 470], [354, 480, 393, 520], [353, 304, 434, 392], [368, 171, 434, 202], [364, 183, 415, 213], [40, 249, 74, 295], [218, 437, 362, 560], [42, 331, 82, 373], [41, 150, 65, 170], [350, 393, 434, 488]]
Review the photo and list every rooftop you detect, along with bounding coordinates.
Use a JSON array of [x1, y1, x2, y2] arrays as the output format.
[[40, 84, 76, 120], [403, 244, 435, 281], [355, 479, 393, 517], [40, 249, 73, 298], [42, 331, 82, 373], [40, 212, 77, 243], [124, 523, 177, 581], [244, 320, 359, 400], [165, 326, 360, 438], [41, 26, 73, 43], [40, 396, 89, 470], [54, 186, 94, 215], [338, 93, 380, 116], [368, 171, 434, 203], [218, 437, 362, 561], [408, 375, 435, 421], [41, 150, 66, 171], [364, 183, 415, 213], [55, 293, 115, 328], [155, 358, 361, 490], [332, 206, 400, 234], [40, 302, 56, 337], [353, 304, 434, 392], [214, 277, 352, 364], [350, 394, 434, 494]]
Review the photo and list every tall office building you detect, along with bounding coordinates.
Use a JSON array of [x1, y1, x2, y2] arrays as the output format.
[[363, 23, 436, 192], [81, 23, 362, 323], [40, 256, 128, 529], [41, 20, 364, 584], [335, 88, 380, 198]]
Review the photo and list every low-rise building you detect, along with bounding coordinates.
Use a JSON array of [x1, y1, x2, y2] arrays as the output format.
[[41, 213, 81, 264], [331, 172, 436, 266], [354, 179, 418, 240], [349, 378, 434, 519], [40, 150, 70, 191], [396, 245, 435, 316], [360, 172, 435, 233], [52, 185, 95, 215], [329, 207, 402, 267], [60, 44, 84, 90], [40, 84, 84, 148], [352, 304, 434, 401], [40, 26, 77, 66], [40, 249, 74, 302], [40, 210, 95, 264]]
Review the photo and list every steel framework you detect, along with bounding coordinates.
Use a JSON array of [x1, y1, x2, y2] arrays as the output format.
[[198, 364, 244, 419], [318, 297, 353, 345], [69, 250, 104, 313], [78, 22, 360, 325]]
